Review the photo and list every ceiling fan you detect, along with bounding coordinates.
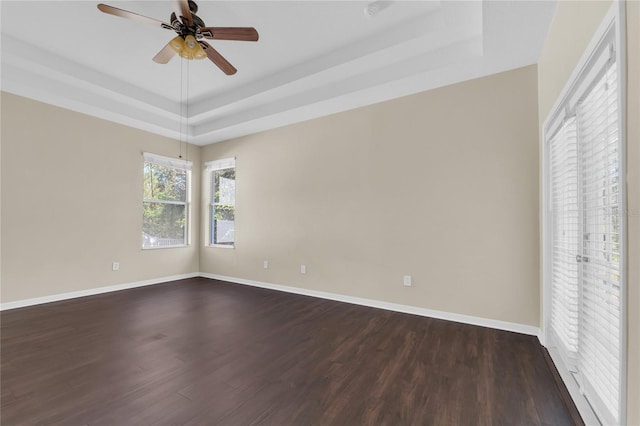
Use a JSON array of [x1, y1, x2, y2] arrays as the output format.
[[97, 0, 258, 75]]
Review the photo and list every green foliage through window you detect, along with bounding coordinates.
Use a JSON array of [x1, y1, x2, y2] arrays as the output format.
[[143, 161, 189, 248], [211, 168, 235, 245]]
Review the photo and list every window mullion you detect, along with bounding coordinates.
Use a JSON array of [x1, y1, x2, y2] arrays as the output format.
[[143, 199, 187, 206]]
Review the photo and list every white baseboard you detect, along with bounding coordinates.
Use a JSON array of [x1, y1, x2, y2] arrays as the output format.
[[537, 328, 546, 346], [200, 273, 541, 337], [0, 273, 200, 311], [1, 272, 541, 338]]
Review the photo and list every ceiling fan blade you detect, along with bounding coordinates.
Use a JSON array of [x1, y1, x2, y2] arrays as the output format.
[[174, 0, 193, 26], [200, 41, 237, 75], [199, 27, 259, 42], [152, 42, 177, 64], [97, 4, 172, 30]]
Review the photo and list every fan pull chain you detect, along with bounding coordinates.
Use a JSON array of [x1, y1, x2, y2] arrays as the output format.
[[184, 59, 189, 162], [178, 57, 189, 161], [179, 57, 184, 158]]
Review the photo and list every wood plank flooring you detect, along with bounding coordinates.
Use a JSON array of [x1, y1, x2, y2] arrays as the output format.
[[1, 278, 578, 425]]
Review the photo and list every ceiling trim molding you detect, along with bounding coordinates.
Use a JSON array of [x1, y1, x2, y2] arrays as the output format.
[[1, 0, 555, 146]]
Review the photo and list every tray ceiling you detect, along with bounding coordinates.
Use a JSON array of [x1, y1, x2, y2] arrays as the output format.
[[1, 1, 556, 145]]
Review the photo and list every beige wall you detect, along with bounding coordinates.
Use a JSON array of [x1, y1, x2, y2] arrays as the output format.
[[537, 0, 613, 121], [0, 93, 201, 303], [201, 65, 540, 327], [537, 1, 639, 423]]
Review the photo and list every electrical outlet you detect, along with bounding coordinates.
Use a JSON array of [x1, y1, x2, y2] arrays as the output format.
[[403, 275, 411, 286], [300, 265, 306, 274], [112, 262, 120, 271], [263, 260, 269, 269]]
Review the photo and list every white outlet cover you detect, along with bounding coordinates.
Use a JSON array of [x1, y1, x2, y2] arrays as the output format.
[[263, 260, 269, 269], [300, 265, 306, 274], [403, 275, 411, 286], [112, 262, 120, 271]]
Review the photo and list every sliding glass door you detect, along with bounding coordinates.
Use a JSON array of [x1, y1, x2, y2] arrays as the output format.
[[545, 18, 625, 425]]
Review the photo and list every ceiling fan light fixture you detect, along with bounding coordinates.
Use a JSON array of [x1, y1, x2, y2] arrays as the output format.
[[169, 35, 206, 60], [169, 35, 184, 53], [98, 1, 256, 73]]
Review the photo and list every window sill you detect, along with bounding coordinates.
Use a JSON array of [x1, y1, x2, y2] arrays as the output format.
[[208, 244, 235, 249], [142, 245, 189, 250]]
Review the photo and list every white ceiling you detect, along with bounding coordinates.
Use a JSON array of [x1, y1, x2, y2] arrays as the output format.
[[1, 1, 557, 146]]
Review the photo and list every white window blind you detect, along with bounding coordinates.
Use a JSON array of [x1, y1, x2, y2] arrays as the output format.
[[576, 61, 621, 426], [549, 117, 580, 371], [205, 157, 235, 171], [143, 152, 192, 171]]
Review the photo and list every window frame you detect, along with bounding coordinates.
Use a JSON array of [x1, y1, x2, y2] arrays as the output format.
[[142, 152, 192, 250], [206, 157, 236, 248]]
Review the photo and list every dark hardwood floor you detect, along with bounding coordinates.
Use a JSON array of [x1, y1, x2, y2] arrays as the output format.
[[1, 278, 578, 425]]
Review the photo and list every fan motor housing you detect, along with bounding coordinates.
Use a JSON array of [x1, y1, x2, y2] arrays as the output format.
[[170, 12, 205, 37]]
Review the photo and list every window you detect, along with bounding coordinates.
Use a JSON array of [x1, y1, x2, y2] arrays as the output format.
[[142, 152, 192, 249], [206, 158, 235, 246], [543, 10, 625, 426]]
